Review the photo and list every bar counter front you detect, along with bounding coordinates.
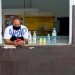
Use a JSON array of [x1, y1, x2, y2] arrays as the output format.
[[0, 45, 75, 75]]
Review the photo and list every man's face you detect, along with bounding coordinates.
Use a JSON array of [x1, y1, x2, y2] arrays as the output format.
[[13, 20, 21, 27]]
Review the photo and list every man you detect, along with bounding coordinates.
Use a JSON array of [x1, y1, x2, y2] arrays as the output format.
[[4, 17, 28, 46]]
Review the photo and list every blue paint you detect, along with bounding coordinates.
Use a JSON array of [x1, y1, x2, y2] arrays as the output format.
[[9, 28, 27, 37], [9, 29, 13, 35], [21, 28, 27, 35], [17, 31, 21, 37]]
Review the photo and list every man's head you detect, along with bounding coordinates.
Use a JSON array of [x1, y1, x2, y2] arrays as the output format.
[[12, 17, 21, 27]]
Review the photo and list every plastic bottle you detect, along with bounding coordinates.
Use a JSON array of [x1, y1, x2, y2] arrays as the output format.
[[40, 38, 42, 45], [33, 31, 37, 44], [52, 28, 57, 45], [43, 37, 47, 45], [28, 31, 32, 44], [47, 34, 50, 45]]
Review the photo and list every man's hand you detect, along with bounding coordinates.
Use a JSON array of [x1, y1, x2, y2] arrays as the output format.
[[18, 40, 24, 46], [14, 39, 24, 46], [14, 40, 19, 46]]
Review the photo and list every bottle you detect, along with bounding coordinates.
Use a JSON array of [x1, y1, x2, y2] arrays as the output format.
[[33, 31, 37, 44], [40, 38, 43, 45], [43, 37, 47, 45], [52, 28, 57, 45], [28, 31, 32, 44], [47, 34, 50, 45]]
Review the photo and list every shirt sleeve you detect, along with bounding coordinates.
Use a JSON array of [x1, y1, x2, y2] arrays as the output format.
[[22, 27, 28, 39], [4, 27, 12, 39]]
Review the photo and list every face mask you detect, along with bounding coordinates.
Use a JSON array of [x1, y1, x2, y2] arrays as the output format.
[[13, 25, 21, 30]]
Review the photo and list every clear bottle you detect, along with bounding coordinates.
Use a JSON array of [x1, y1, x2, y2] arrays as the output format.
[[33, 31, 37, 44], [52, 28, 57, 45], [28, 31, 32, 44], [47, 34, 50, 45]]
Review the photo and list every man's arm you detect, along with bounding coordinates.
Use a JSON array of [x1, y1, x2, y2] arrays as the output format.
[[4, 26, 13, 45], [5, 39, 18, 46], [5, 39, 14, 45]]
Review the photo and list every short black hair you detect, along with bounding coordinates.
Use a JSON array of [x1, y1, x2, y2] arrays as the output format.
[[12, 17, 21, 22]]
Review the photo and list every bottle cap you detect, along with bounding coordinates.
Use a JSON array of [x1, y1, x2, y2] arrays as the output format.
[[54, 28, 55, 29]]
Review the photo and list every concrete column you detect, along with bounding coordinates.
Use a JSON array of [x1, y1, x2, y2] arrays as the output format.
[[0, 0, 2, 44], [72, 0, 75, 45], [69, 0, 73, 45]]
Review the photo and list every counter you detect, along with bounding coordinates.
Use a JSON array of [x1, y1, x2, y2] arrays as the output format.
[[0, 45, 75, 75]]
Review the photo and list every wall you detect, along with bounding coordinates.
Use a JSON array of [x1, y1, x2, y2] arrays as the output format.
[[32, 0, 69, 17], [2, 0, 69, 17], [2, 0, 24, 9], [25, 17, 54, 35]]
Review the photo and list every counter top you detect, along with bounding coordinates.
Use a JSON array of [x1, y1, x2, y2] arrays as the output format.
[[0, 45, 75, 75]]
